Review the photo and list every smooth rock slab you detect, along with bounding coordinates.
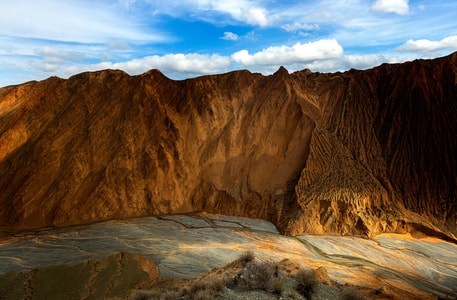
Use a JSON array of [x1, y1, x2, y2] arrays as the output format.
[[298, 233, 457, 298], [0, 215, 299, 278]]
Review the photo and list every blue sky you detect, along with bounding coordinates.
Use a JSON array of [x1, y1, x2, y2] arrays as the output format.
[[1, 0, 457, 87]]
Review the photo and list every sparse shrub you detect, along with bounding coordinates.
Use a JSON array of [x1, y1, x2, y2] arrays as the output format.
[[238, 260, 282, 292], [295, 269, 319, 299], [236, 250, 255, 267], [341, 286, 365, 300]]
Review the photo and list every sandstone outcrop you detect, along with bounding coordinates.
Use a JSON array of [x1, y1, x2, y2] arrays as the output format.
[[0, 53, 456, 239]]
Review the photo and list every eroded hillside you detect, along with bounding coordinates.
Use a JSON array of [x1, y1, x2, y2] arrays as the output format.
[[0, 53, 456, 239]]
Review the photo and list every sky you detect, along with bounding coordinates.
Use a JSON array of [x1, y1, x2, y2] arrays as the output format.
[[1, 0, 457, 87]]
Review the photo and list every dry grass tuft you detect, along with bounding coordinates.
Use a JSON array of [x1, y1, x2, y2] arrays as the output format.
[[237, 259, 283, 293], [235, 250, 255, 267]]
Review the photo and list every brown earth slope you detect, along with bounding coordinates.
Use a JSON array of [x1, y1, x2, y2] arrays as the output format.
[[0, 53, 456, 239]]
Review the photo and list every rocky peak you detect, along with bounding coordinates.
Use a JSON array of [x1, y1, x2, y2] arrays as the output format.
[[273, 66, 289, 77]]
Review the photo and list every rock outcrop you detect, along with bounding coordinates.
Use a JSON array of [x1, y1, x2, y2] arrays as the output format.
[[0, 53, 456, 239]]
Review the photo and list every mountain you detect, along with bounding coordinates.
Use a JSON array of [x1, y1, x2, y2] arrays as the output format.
[[0, 53, 456, 240]]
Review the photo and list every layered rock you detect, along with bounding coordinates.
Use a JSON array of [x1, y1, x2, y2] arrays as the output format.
[[0, 53, 456, 239]]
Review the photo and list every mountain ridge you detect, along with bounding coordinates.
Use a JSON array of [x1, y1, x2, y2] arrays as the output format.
[[1, 53, 456, 240]]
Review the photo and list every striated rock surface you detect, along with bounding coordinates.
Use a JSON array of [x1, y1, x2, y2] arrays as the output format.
[[0, 53, 456, 239]]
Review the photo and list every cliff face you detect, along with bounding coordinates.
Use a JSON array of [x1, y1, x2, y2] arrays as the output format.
[[0, 53, 456, 239]]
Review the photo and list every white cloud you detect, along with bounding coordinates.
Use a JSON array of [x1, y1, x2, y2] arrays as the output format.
[[231, 39, 344, 66], [282, 22, 319, 32], [246, 7, 270, 26], [396, 35, 457, 54], [222, 32, 239, 41], [371, 0, 409, 15], [125, 53, 231, 74]]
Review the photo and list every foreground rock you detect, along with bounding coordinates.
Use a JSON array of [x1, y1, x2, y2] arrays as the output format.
[[1, 215, 456, 299], [0, 53, 456, 239]]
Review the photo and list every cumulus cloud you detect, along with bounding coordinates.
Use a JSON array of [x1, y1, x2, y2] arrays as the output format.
[[231, 39, 344, 66], [222, 32, 239, 41], [396, 35, 457, 54], [371, 0, 409, 15]]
